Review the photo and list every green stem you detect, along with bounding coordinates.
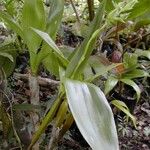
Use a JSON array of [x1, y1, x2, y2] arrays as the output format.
[[28, 92, 64, 150]]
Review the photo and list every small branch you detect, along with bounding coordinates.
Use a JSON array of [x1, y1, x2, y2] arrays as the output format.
[[124, 32, 150, 48], [13, 73, 60, 87], [29, 75, 39, 150], [70, 0, 81, 23], [87, 0, 95, 21]]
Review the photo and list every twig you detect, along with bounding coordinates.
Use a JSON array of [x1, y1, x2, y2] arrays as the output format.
[[124, 32, 150, 48], [87, 0, 95, 21], [70, 0, 80, 23], [13, 73, 60, 87], [29, 75, 40, 150]]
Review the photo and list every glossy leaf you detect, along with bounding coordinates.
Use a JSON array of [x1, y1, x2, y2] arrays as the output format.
[[111, 100, 136, 127], [120, 79, 141, 101], [104, 76, 118, 95], [65, 79, 119, 150]]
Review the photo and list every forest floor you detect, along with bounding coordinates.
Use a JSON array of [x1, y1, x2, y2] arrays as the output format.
[[0, 20, 150, 150]]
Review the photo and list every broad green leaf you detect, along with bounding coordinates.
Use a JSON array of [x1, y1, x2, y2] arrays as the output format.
[[122, 69, 149, 79], [111, 100, 136, 127], [65, 0, 107, 78], [21, 0, 46, 74], [65, 79, 119, 150], [120, 79, 141, 101], [105, 0, 115, 12], [21, 0, 45, 30], [87, 55, 110, 73], [123, 53, 138, 69], [134, 11, 150, 29], [104, 76, 118, 95], [83, 63, 94, 80], [86, 58, 119, 82], [42, 52, 60, 76], [129, 0, 150, 19], [135, 49, 150, 59], [32, 28, 68, 67], [46, 0, 64, 38]]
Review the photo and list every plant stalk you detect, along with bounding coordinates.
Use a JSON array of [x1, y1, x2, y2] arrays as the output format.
[[29, 75, 40, 150], [87, 0, 95, 21]]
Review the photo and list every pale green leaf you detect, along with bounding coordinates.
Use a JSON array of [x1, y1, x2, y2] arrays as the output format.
[[21, 0, 46, 74], [111, 100, 136, 127], [42, 51, 59, 76], [21, 0, 45, 30], [86, 61, 119, 82], [31, 28, 68, 67], [65, 79, 119, 150]]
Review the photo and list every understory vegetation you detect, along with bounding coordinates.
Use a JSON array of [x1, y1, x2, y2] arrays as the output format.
[[0, 0, 150, 150]]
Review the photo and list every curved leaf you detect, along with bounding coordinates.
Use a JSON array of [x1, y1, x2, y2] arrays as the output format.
[[0, 52, 13, 62], [0, 12, 24, 39], [31, 28, 68, 67], [65, 79, 119, 150], [120, 79, 141, 101], [111, 100, 136, 127], [122, 69, 149, 79], [135, 49, 150, 59], [104, 76, 118, 95]]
